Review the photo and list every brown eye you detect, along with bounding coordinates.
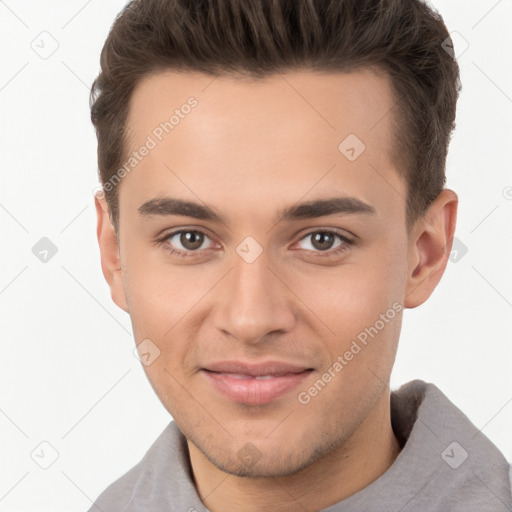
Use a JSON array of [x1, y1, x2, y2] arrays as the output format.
[[310, 232, 336, 251], [180, 231, 204, 250], [295, 230, 352, 256], [162, 230, 213, 253]]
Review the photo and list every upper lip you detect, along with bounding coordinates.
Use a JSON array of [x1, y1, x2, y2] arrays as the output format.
[[203, 360, 313, 376]]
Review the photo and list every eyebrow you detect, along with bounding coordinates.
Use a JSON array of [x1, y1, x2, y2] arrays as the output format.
[[137, 196, 376, 224]]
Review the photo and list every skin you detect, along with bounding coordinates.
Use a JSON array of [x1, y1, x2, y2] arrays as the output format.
[[95, 68, 457, 512]]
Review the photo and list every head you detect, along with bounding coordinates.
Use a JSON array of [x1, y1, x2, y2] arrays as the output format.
[[92, 0, 460, 478]]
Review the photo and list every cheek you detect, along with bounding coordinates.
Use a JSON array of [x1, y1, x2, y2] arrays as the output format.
[[299, 249, 405, 331], [121, 237, 205, 328], [121, 245, 212, 382], [286, 239, 407, 378]]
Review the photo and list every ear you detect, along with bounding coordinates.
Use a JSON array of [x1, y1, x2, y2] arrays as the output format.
[[404, 189, 458, 308], [95, 192, 129, 313]]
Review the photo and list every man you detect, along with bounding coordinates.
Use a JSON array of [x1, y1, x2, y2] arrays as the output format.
[[89, 0, 512, 510]]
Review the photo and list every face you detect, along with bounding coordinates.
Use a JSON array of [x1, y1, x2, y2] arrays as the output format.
[[97, 68, 442, 477]]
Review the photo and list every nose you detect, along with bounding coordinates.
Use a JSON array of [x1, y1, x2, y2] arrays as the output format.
[[212, 248, 296, 345]]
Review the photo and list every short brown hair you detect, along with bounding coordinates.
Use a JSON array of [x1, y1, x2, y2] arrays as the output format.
[[90, 0, 461, 232]]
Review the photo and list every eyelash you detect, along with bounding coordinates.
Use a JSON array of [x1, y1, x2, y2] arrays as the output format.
[[156, 228, 354, 259]]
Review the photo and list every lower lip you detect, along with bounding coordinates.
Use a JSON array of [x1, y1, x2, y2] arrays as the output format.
[[202, 369, 312, 405]]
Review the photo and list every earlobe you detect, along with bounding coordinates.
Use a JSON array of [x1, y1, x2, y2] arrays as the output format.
[[404, 189, 458, 308], [94, 193, 129, 313]]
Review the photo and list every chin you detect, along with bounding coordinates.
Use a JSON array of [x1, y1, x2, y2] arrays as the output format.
[[193, 434, 335, 479]]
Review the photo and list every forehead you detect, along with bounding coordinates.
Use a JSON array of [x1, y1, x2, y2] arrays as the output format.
[[121, 68, 405, 227], [127, 68, 395, 148]]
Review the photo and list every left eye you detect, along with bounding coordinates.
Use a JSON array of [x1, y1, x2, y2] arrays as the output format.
[[297, 231, 349, 252], [166, 230, 213, 251]]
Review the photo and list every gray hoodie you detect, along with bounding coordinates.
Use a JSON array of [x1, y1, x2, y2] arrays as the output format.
[[88, 380, 512, 511]]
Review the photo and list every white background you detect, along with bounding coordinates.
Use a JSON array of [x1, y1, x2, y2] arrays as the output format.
[[0, 1, 511, 510]]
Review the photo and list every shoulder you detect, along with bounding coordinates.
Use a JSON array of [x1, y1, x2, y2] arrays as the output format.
[[87, 421, 187, 512]]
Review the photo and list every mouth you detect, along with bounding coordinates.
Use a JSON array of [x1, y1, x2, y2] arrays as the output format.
[[201, 361, 314, 405]]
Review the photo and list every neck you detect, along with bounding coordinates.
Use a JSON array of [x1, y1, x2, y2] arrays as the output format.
[[188, 391, 401, 512]]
